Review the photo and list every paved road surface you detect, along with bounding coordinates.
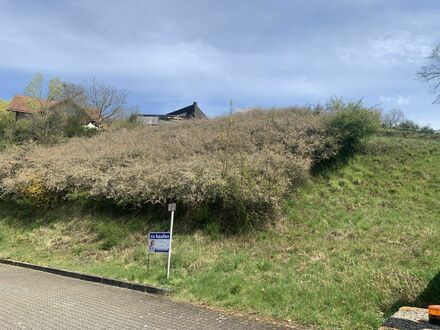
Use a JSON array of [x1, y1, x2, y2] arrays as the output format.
[[0, 263, 290, 329]]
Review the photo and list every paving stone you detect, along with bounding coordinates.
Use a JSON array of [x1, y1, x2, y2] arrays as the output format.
[[0, 264, 294, 329]]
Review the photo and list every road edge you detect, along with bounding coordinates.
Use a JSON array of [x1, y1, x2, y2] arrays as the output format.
[[0, 258, 172, 295]]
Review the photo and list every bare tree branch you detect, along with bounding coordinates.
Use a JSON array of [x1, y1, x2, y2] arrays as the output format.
[[382, 109, 405, 128], [82, 78, 128, 121], [418, 45, 440, 104]]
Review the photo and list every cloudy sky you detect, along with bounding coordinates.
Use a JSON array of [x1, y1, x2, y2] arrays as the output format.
[[0, 0, 439, 127]]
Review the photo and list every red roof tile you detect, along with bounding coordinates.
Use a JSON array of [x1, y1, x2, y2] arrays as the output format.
[[6, 95, 56, 113], [7, 95, 99, 121]]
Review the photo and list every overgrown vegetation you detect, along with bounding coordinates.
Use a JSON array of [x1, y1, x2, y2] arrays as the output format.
[[0, 135, 439, 329], [325, 99, 381, 156], [0, 73, 130, 145], [382, 109, 439, 136], [0, 101, 380, 229], [0, 99, 13, 148]]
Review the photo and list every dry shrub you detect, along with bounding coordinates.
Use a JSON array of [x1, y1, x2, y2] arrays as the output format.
[[0, 108, 338, 228]]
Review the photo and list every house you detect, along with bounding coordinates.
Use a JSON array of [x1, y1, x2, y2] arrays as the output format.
[[136, 102, 207, 125], [167, 102, 207, 119], [6, 95, 99, 123], [6, 95, 56, 120]]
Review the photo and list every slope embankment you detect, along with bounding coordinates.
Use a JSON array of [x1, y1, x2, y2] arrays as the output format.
[[0, 134, 439, 328]]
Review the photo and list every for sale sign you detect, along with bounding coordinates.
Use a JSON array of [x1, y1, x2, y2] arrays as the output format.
[[148, 232, 170, 253]]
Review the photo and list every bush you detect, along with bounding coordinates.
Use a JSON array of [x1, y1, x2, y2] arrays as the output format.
[[397, 120, 420, 131], [9, 110, 65, 144], [11, 118, 34, 143], [0, 108, 339, 229], [61, 104, 94, 138], [0, 104, 384, 229], [325, 98, 381, 159], [0, 105, 14, 146], [419, 126, 436, 135], [3, 102, 99, 145]]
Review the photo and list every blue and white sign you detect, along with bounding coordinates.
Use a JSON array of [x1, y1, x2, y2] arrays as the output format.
[[148, 232, 170, 253]]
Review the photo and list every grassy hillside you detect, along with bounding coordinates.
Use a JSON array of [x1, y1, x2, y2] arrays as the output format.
[[0, 134, 438, 328]]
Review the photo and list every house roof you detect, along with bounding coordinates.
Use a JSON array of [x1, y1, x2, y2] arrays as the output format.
[[136, 114, 168, 118], [7, 95, 99, 121], [166, 102, 207, 119], [6, 95, 56, 114]]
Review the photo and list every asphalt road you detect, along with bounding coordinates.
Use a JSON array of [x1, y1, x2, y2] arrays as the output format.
[[0, 263, 290, 329]]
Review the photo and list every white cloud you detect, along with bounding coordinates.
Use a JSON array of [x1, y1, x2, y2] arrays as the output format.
[[338, 31, 433, 67], [0, 0, 439, 127], [379, 94, 410, 106]]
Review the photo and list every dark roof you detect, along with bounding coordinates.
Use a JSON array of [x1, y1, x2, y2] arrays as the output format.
[[136, 114, 167, 118], [166, 102, 207, 119]]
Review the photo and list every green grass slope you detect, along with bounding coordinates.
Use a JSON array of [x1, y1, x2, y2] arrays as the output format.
[[0, 135, 439, 329]]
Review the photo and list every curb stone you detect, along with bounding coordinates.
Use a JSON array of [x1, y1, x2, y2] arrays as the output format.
[[0, 258, 172, 295]]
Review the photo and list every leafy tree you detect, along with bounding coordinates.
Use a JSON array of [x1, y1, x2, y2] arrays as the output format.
[[0, 99, 14, 141], [418, 45, 440, 104], [24, 73, 44, 100], [0, 99, 9, 113], [24, 73, 64, 111]]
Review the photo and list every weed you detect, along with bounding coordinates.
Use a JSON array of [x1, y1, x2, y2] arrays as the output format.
[[92, 221, 128, 250]]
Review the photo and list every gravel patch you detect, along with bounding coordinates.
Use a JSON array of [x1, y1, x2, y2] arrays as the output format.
[[380, 307, 440, 330]]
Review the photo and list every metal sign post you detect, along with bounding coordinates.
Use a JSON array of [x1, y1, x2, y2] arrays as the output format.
[[166, 203, 176, 279]]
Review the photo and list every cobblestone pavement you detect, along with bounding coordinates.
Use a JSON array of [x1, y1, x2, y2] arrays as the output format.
[[0, 264, 292, 330]]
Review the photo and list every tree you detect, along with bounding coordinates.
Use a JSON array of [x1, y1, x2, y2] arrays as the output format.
[[24, 75, 128, 122], [19, 74, 89, 143], [418, 45, 440, 104], [61, 82, 87, 105], [382, 109, 405, 128], [397, 120, 419, 131], [0, 99, 14, 140], [82, 78, 127, 121], [24, 73, 65, 112], [24, 73, 44, 100]]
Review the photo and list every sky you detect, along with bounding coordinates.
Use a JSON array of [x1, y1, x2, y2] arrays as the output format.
[[0, 0, 439, 127]]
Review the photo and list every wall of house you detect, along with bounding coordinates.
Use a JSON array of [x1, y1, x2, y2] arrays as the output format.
[[15, 112, 29, 120], [138, 116, 160, 125]]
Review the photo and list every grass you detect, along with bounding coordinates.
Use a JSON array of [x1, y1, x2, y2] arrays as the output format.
[[0, 134, 439, 329]]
